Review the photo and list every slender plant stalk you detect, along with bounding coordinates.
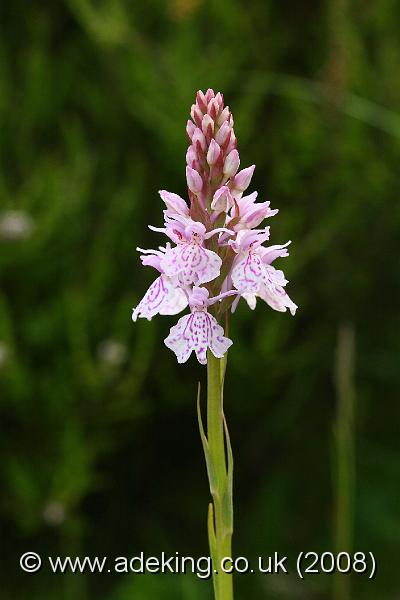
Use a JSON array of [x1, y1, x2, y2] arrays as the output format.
[[333, 323, 355, 600], [198, 350, 234, 600]]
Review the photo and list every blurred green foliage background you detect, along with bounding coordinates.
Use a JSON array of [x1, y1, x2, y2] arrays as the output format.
[[1, 0, 399, 598]]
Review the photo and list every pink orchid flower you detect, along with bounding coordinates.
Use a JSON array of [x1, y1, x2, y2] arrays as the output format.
[[132, 247, 188, 321], [230, 233, 297, 315], [149, 215, 231, 286], [164, 287, 234, 364]]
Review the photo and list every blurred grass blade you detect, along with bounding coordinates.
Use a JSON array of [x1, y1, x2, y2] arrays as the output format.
[[333, 322, 356, 600]]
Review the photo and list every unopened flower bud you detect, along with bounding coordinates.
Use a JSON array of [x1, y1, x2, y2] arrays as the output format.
[[196, 90, 208, 113], [206, 139, 221, 166], [214, 92, 224, 110], [201, 114, 214, 140], [217, 106, 230, 126], [192, 127, 207, 153], [208, 98, 219, 120], [186, 166, 203, 194], [186, 145, 198, 168], [205, 88, 215, 102], [216, 121, 231, 146], [231, 165, 255, 193], [226, 130, 237, 153], [211, 186, 234, 214], [223, 149, 240, 178], [190, 104, 203, 127], [186, 120, 196, 140]]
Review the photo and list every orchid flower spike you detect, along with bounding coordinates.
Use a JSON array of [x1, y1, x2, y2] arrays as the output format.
[[132, 90, 297, 364]]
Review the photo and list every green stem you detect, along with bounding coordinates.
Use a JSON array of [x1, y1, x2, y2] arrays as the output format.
[[207, 353, 227, 494], [206, 351, 234, 600]]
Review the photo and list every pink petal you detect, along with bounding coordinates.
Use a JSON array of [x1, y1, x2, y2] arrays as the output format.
[[132, 276, 187, 321], [159, 190, 189, 217], [265, 265, 289, 287], [159, 284, 189, 316], [259, 242, 291, 265], [164, 314, 195, 363], [231, 252, 264, 293], [242, 293, 257, 310], [164, 311, 232, 365], [161, 243, 222, 286], [208, 315, 233, 359], [259, 283, 298, 316]]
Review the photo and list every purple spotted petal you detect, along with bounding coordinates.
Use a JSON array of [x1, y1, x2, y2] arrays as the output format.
[[159, 284, 189, 315], [160, 243, 222, 286], [259, 282, 298, 315], [231, 251, 264, 293], [164, 311, 233, 365], [132, 275, 188, 322]]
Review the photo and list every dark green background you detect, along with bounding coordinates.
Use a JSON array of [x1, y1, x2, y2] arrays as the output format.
[[1, 0, 399, 598]]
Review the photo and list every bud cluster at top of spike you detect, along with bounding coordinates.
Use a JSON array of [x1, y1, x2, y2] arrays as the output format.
[[185, 88, 252, 216]]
